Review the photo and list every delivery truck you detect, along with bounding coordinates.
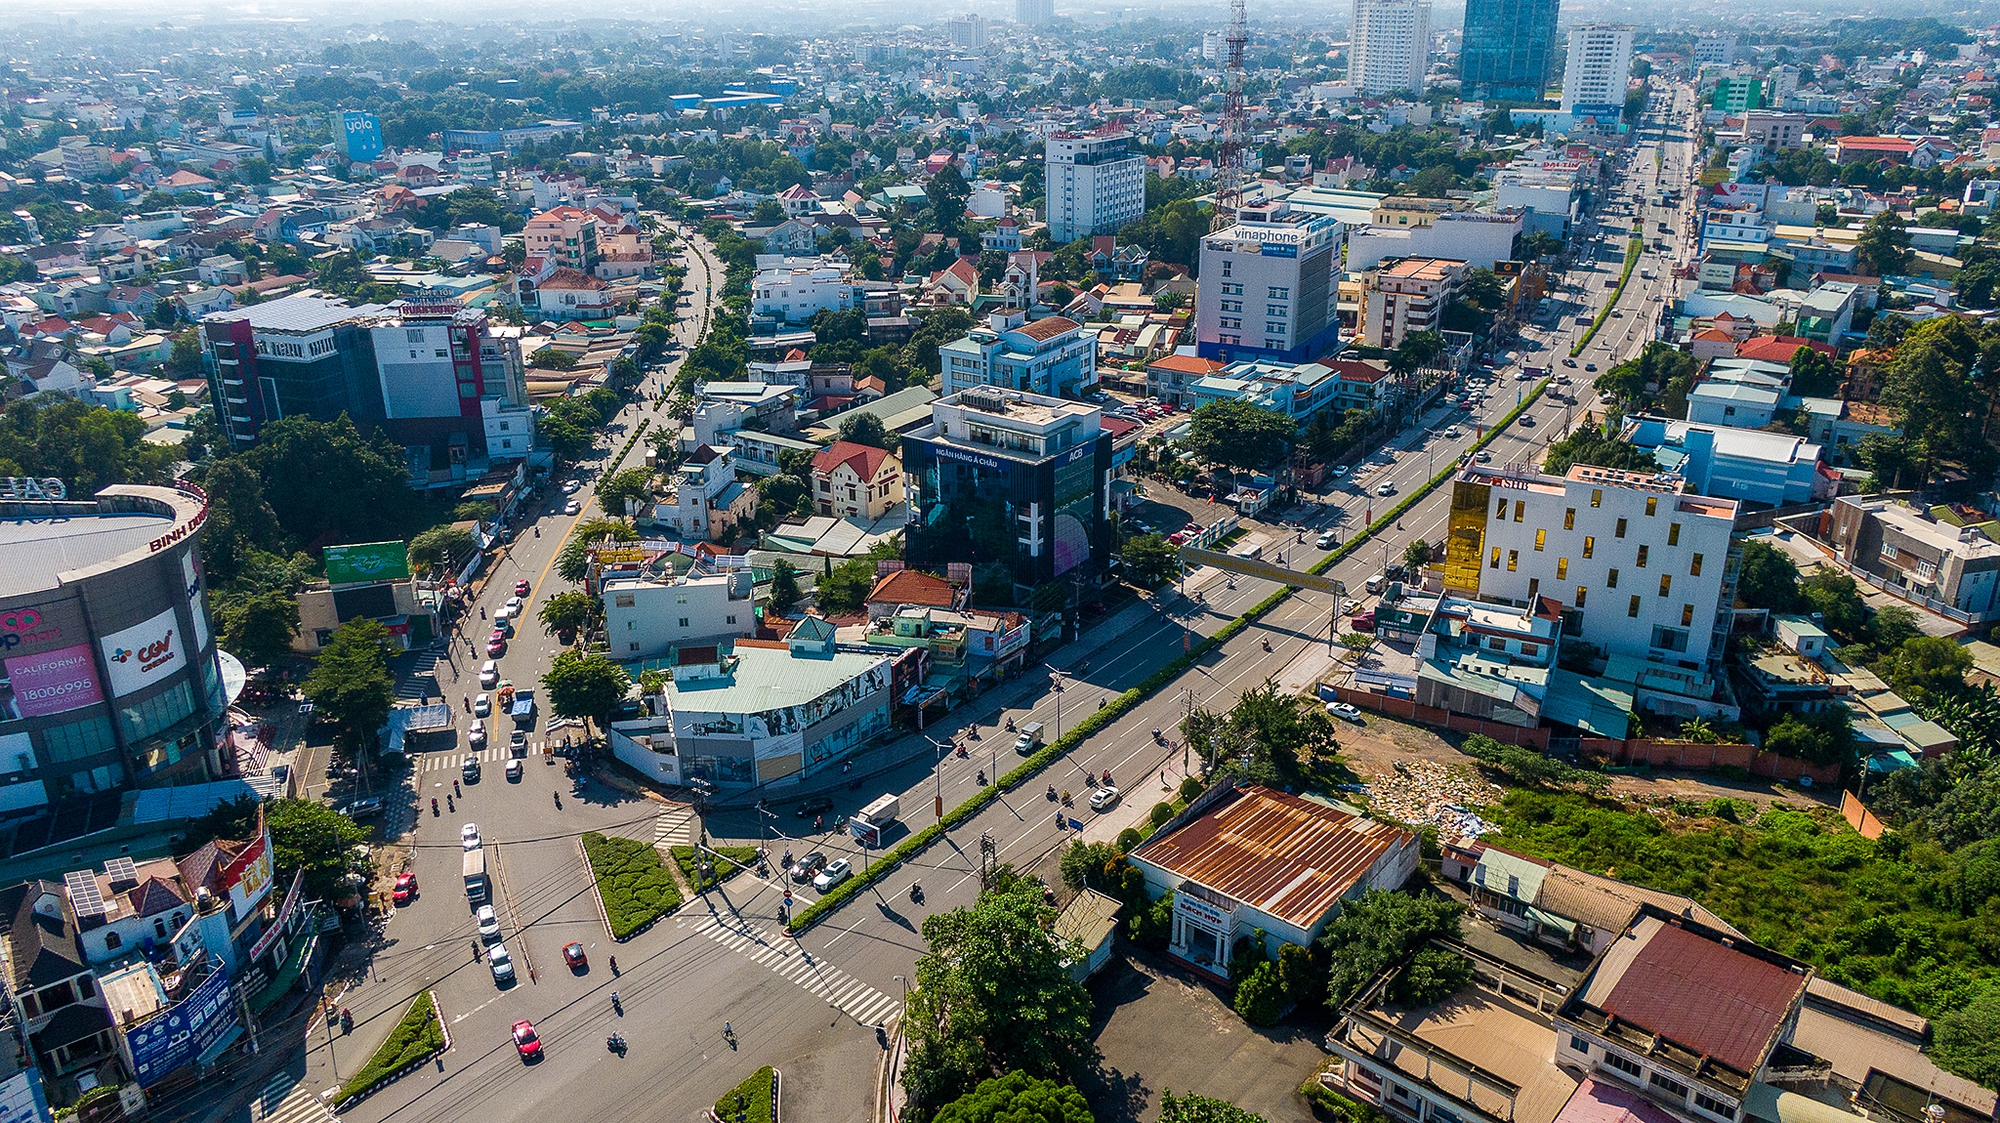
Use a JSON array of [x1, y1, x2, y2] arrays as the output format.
[[463, 848, 488, 903], [850, 793, 901, 847]]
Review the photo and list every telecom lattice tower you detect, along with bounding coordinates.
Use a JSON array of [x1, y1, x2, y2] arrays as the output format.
[[1212, 0, 1250, 232]]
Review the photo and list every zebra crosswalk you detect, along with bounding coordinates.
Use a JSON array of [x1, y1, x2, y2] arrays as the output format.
[[420, 744, 546, 771], [254, 1073, 333, 1123], [654, 803, 700, 848], [689, 915, 901, 1029], [395, 651, 444, 701]]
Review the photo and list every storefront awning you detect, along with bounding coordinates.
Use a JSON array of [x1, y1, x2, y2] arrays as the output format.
[[1527, 906, 1577, 938], [248, 933, 316, 1015]]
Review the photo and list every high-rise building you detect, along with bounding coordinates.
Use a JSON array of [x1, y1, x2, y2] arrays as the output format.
[[1441, 463, 1739, 699], [1458, 0, 1558, 101], [948, 13, 988, 49], [1692, 33, 1737, 67], [1016, 0, 1055, 25], [1194, 199, 1344, 363], [330, 109, 384, 162], [1559, 25, 1636, 117], [1044, 132, 1145, 244], [1349, 0, 1432, 97]]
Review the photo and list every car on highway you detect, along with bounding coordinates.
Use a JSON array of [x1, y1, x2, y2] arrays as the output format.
[[1089, 786, 1121, 812], [791, 852, 828, 882], [1584, 363, 1598, 372], [1443, 426, 1461, 439], [504, 596, 523, 614], [480, 661, 499, 688], [489, 943, 516, 985], [514, 579, 531, 597], [1476, 451, 1493, 463], [477, 904, 502, 941], [1519, 415, 1536, 426], [512, 1019, 542, 1061], [1562, 358, 1578, 368], [814, 858, 853, 892], [486, 632, 507, 656], [1329, 464, 1348, 476], [462, 823, 481, 850], [468, 721, 487, 747], [563, 500, 581, 516], [505, 759, 523, 782], [562, 942, 587, 970], [1375, 482, 1396, 496], [474, 693, 491, 717], [561, 480, 581, 495], [1326, 702, 1366, 724], [795, 796, 835, 818], [1316, 531, 1337, 549], [393, 872, 418, 905]]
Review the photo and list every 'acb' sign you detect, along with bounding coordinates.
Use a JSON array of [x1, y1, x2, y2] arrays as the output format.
[[0, 477, 66, 501]]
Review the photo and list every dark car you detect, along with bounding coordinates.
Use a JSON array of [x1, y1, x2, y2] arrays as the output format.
[[791, 852, 828, 882], [794, 797, 834, 818], [340, 796, 384, 820]]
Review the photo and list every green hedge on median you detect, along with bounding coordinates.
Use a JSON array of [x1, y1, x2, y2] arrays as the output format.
[[583, 832, 683, 939], [672, 844, 759, 892], [336, 992, 444, 1106], [1571, 238, 1644, 357]]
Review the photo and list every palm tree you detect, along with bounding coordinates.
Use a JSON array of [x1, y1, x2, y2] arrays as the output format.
[[1679, 718, 1717, 744]]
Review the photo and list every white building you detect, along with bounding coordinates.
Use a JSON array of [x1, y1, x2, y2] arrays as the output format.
[[1691, 33, 1736, 67], [1193, 199, 1344, 363], [937, 313, 1098, 397], [948, 13, 988, 48], [1016, 0, 1055, 23], [1349, 0, 1433, 98], [602, 570, 756, 660], [1044, 132, 1146, 244], [1344, 209, 1524, 272], [657, 444, 756, 542], [1443, 463, 1739, 705], [1560, 25, 1636, 116], [752, 255, 857, 324]]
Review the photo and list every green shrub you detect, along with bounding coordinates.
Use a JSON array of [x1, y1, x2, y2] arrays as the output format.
[[1179, 775, 1205, 801], [337, 992, 444, 1104], [1298, 1075, 1393, 1123], [672, 844, 760, 892], [582, 832, 683, 938], [712, 1065, 777, 1123], [1115, 827, 1144, 853]]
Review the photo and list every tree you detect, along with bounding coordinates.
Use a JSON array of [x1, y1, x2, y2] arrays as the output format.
[[1320, 889, 1467, 1011], [1520, 230, 1564, 260], [195, 457, 283, 585], [594, 467, 655, 517], [1388, 331, 1447, 376], [1390, 948, 1475, 1006], [817, 556, 880, 613], [926, 165, 972, 238], [1736, 540, 1803, 611], [1458, 268, 1506, 314], [542, 650, 632, 727], [1788, 345, 1843, 397], [1157, 1092, 1269, 1123], [1460, 733, 1603, 790], [1882, 317, 1983, 481], [1152, 289, 1187, 312], [1878, 636, 1973, 700], [266, 798, 370, 902], [751, 199, 785, 225], [407, 525, 474, 574], [532, 348, 580, 370], [1183, 400, 1294, 471], [0, 397, 178, 497], [168, 329, 204, 376], [219, 590, 300, 670], [1799, 569, 1869, 643], [536, 590, 596, 638], [1935, 989, 2000, 1089], [301, 620, 395, 754], [902, 882, 1096, 1116], [1121, 534, 1180, 587], [1233, 960, 1287, 1025], [1764, 708, 1855, 766], [1857, 210, 1913, 276], [1402, 540, 1433, 570], [1409, 166, 1456, 198], [769, 559, 802, 615], [239, 415, 415, 549], [1542, 427, 1653, 474], [932, 1072, 1095, 1123], [837, 410, 891, 450]]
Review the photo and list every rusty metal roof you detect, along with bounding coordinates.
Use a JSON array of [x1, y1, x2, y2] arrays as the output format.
[[1130, 787, 1413, 930]]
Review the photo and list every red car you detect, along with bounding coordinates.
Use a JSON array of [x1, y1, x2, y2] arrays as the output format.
[[512, 1019, 542, 1061], [514, 579, 531, 597], [562, 942, 587, 970], [393, 873, 418, 905], [486, 631, 507, 656]]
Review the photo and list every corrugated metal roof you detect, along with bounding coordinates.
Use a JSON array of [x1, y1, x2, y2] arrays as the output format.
[[1597, 918, 1807, 1075], [1130, 786, 1411, 930]]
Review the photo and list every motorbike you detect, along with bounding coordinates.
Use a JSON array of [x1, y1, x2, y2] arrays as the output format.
[[446, 795, 454, 813], [606, 1034, 626, 1054], [553, 791, 562, 809], [1262, 638, 1272, 652], [976, 771, 987, 786], [1006, 717, 1016, 732], [430, 798, 439, 817], [841, 759, 852, 773], [1102, 771, 1113, 787], [1152, 728, 1164, 743], [609, 955, 618, 975], [1085, 771, 1097, 787], [955, 744, 968, 759], [339, 1007, 353, 1034], [1061, 791, 1072, 807], [1046, 784, 1057, 800], [967, 725, 979, 740], [909, 883, 923, 904]]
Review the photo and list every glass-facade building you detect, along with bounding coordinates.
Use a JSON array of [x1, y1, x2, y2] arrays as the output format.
[[1459, 0, 1559, 102]]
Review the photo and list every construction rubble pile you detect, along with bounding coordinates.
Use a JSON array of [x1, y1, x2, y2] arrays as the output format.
[[1364, 759, 1504, 837]]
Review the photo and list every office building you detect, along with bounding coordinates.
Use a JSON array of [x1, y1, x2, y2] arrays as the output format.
[[902, 388, 1113, 586], [1442, 463, 1739, 694], [1559, 25, 1635, 117], [201, 295, 389, 451], [1349, 0, 1432, 97], [1359, 256, 1468, 349], [1459, 0, 1558, 102], [938, 314, 1097, 398], [1828, 495, 2000, 623], [522, 206, 600, 273], [1044, 132, 1146, 244], [1691, 33, 1737, 67], [0, 483, 226, 819], [1194, 199, 1344, 363], [1712, 76, 1764, 114], [1016, 0, 1055, 22], [751, 256, 858, 324], [602, 571, 756, 660]]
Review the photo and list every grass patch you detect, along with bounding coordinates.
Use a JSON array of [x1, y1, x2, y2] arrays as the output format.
[[1571, 237, 1644, 357], [671, 844, 761, 892], [337, 992, 444, 1105], [582, 832, 684, 939], [713, 1065, 777, 1123]]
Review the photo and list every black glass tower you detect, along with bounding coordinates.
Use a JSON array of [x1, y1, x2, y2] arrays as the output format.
[[1460, 0, 1559, 102]]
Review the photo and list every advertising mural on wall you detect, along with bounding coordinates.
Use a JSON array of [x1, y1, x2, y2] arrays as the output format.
[[100, 609, 185, 698], [182, 553, 210, 653], [323, 541, 411, 586], [223, 827, 275, 918], [4, 644, 105, 719]]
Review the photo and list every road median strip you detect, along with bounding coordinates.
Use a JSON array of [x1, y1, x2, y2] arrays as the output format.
[[582, 832, 684, 941], [1571, 237, 1644, 357], [334, 990, 448, 1111]]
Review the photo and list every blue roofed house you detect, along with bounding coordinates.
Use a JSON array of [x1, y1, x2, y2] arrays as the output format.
[[1686, 380, 1781, 428]]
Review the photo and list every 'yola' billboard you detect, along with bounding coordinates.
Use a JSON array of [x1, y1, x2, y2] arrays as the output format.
[[324, 541, 412, 585]]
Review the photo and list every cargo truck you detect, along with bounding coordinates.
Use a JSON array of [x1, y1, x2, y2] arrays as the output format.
[[850, 793, 901, 846], [463, 848, 488, 902]]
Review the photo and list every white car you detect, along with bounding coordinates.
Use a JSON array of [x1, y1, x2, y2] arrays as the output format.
[[462, 823, 481, 850], [1443, 426, 1461, 439], [813, 858, 853, 892], [1329, 464, 1348, 476], [488, 943, 515, 984], [561, 480, 581, 495], [474, 693, 491, 717], [1316, 531, 1338, 550], [563, 500, 581, 516], [468, 721, 487, 747], [504, 596, 523, 613], [479, 661, 499, 689], [1089, 786, 1121, 812], [1376, 482, 1397, 496], [505, 759, 524, 781], [1326, 702, 1366, 724], [477, 903, 501, 941]]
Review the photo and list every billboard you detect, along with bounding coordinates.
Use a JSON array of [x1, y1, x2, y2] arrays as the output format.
[[183, 552, 210, 654], [100, 610, 185, 698], [323, 542, 411, 586], [334, 110, 385, 162], [223, 827, 275, 918], [0, 600, 86, 657], [127, 963, 237, 1087], [4, 644, 104, 719], [0, 1067, 48, 1123]]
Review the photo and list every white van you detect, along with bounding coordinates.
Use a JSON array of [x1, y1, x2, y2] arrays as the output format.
[[1365, 573, 1389, 594], [479, 661, 499, 688]]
